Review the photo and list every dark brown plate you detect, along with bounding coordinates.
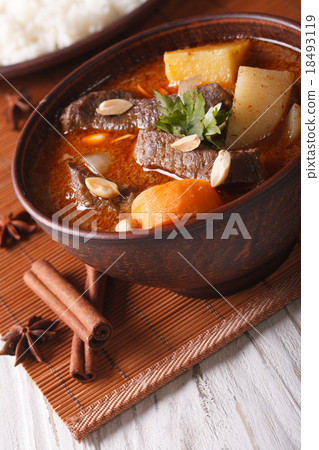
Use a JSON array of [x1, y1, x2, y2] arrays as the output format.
[[12, 13, 301, 297], [0, 0, 162, 79]]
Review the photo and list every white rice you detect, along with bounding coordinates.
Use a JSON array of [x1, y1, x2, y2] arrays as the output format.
[[0, 0, 147, 66]]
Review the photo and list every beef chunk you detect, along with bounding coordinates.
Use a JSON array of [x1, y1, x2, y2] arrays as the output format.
[[134, 130, 218, 180], [134, 130, 264, 185], [60, 83, 232, 133], [197, 84, 232, 110], [61, 90, 139, 133], [225, 150, 264, 185]]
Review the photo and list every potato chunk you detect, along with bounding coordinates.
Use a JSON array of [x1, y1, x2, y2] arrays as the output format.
[[226, 66, 294, 148], [164, 40, 250, 90]]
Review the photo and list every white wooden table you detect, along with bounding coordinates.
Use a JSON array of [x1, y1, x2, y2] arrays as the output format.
[[0, 298, 300, 450]]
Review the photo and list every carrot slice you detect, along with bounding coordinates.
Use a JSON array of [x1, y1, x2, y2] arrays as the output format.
[[137, 84, 153, 98], [112, 133, 137, 143], [81, 133, 107, 145], [157, 87, 169, 95], [131, 179, 222, 229]]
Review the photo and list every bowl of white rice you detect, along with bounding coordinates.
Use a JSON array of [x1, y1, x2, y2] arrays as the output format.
[[0, 0, 159, 77]]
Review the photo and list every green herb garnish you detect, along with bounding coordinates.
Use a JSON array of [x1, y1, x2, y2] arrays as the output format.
[[154, 90, 232, 149]]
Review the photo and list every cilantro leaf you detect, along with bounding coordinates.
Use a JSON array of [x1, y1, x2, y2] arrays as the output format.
[[153, 90, 175, 114], [203, 106, 221, 136], [182, 90, 194, 117], [154, 89, 231, 149], [192, 91, 206, 122]]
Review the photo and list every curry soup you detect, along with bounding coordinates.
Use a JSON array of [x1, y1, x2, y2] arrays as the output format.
[[29, 39, 300, 231]]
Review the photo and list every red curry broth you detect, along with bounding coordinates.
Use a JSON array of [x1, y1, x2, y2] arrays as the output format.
[[29, 39, 301, 231]]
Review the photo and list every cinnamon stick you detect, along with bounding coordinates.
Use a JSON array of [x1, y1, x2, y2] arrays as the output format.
[[70, 266, 108, 383], [23, 260, 112, 350]]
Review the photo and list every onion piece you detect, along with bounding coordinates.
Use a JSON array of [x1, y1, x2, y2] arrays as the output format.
[[83, 153, 111, 177], [178, 75, 202, 99]]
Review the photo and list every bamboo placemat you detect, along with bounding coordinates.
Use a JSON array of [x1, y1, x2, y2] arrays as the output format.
[[0, 229, 300, 441]]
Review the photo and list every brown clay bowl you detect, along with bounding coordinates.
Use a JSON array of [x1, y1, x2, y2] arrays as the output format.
[[12, 13, 301, 298]]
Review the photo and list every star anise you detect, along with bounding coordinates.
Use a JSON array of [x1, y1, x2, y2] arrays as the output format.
[[4, 89, 32, 130], [0, 210, 37, 248], [0, 316, 59, 366]]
